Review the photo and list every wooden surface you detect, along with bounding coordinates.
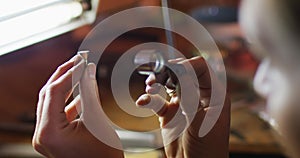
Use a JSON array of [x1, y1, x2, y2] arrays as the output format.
[[229, 100, 283, 154]]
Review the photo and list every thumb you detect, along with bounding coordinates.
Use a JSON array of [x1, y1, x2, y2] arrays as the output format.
[[79, 63, 122, 150], [136, 94, 187, 147], [136, 94, 169, 117]]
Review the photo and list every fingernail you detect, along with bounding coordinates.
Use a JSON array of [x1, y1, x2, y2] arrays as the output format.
[[145, 73, 156, 85], [88, 64, 96, 79], [146, 83, 162, 94], [74, 55, 83, 65], [142, 94, 151, 102], [136, 94, 151, 106]]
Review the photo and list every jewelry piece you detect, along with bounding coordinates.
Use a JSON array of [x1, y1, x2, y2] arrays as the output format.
[[200, 97, 210, 109], [78, 50, 89, 65], [165, 86, 177, 97], [165, 82, 181, 98]]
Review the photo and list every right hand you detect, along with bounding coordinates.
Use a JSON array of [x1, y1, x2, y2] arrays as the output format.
[[136, 56, 231, 158]]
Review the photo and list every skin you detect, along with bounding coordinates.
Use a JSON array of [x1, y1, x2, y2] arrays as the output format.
[[32, 55, 124, 158], [240, 0, 300, 157], [136, 57, 231, 158], [33, 1, 233, 156], [34, 0, 300, 157], [33, 54, 231, 158]]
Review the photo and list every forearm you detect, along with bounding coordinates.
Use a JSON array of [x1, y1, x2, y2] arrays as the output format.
[[164, 138, 184, 158], [182, 128, 229, 158]]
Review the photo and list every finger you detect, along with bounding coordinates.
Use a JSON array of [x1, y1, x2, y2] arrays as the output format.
[[46, 55, 82, 85], [180, 56, 211, 89], [178, 56, 212, 98], [145, 73, 156, 86], [33, 55, 85, 158], [136, 94, 181, 128], [40, 58, 86, 128], [36, 55, 83, 126], [34, 55, 82, 142], [168, 58, 185, 86], [35, 56, 80, 124], [136, 94, 169, 117], [136, 94, 186, 147], [79, 63, 122, 149], [34, 86, 46, 135], [145, 73, 168, 97], [160, 99, 186, 146], [145, 83, 164, 94], [32, 87, 48, 157], [65, 95, 81, 122]]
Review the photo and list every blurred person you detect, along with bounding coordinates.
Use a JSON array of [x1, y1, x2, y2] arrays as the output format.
[[239, 0, 300, 157]]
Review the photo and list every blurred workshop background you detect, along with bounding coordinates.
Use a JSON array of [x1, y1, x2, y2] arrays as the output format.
[[0, 0, 286, 157]]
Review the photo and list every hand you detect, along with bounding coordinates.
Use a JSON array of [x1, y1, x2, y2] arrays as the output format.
[[136, 56, 230, 158], [32, 55, 124, 158]]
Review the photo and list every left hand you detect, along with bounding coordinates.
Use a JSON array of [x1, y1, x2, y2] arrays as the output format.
[[32, 55, 124, 158]]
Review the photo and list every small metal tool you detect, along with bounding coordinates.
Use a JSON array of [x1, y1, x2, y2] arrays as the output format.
[[134, 49, 186, 93], [134, 0, 184, 92]]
